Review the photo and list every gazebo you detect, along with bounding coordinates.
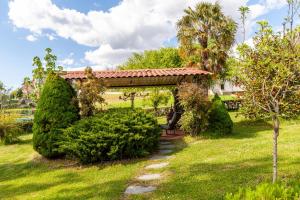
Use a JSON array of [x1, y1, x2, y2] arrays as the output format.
[[62, 67, 212, 132]]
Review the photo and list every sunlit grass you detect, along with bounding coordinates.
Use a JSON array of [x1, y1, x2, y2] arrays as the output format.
[[131, 114, 300, 200], [0, 134, 146, 200]]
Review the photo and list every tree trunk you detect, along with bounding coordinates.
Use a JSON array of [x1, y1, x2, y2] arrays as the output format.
[[130, 92, 135, 109], [272, 115, 280, 183]]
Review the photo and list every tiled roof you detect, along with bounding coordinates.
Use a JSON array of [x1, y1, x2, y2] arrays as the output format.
[[63, 68, 211, 79]]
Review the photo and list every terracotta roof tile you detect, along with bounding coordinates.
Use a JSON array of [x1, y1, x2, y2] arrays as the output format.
[[63, 68, 211, 80]]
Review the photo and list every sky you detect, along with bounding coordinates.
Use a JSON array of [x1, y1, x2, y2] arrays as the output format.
[[0, 0, 297, 88]]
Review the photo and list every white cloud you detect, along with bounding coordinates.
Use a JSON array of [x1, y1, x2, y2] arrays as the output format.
[[58, 52, 75, 66], [26, 34, 37, 42], [46, 34, 56, 41], [9, 0, 287, 68], [85, 44, 138, 67], [60, 58, 74, 65]]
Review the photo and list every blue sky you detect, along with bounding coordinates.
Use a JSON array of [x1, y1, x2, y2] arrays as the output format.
[[0, 0, 296, 88]]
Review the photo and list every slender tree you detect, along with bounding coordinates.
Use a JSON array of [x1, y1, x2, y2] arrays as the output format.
[[177, 2, 237, 77], [286, 0, 300, 32], [237, 21, 300, 183], [32, 48, 63, 101], [239, 6, 250, 42]]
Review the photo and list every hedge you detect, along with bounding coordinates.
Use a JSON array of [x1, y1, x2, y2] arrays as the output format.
[[60, 109, 161, 164]]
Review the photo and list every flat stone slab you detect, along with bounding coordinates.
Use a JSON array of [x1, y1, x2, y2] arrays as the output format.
[[160, 141, 171, 145], [125, 185, 156, 194], [159, 144, 175, 149], [137, 174, 161, 181], [159, 149, 173, 154], [149, 155, 174, 160], [145, 162, 169, 169]]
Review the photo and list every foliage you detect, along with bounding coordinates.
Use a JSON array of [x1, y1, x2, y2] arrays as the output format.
[[31, 48, 63, 102], [119, 47, 183, 70], [10, 88, 23, 99], [208, 94, 233, 135], [78, 67, 106, 117], [33, 73, 79, 158], [148, 88, 170, 113], [0, 113, 22, 144], [60, 109, 161, 164], [177, 2, 237, 78], [22, 77, 32, 100], [237, 22, 300, 182], [178, 82, 210, 135], [225, 181, 300, 200], [0, 81, 8, 109]]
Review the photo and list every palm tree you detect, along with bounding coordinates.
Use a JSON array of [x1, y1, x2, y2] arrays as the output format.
[[177, 2, 237, 77], [239, 6, 250, 42]]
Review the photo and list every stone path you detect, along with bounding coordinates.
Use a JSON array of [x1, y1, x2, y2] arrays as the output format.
[[145, 162, 169, 169], [124, 139, 176, 195], [137, 174, 161, 181], [125, 185, 156, 194]]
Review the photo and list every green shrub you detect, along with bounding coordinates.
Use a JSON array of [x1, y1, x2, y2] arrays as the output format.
[[225, 181, 300, 200], [178, 83, 210, 135], [0, 124, 22, 145], [208, 94, 233, 135], [0, 113, 22, 144], [60, 109, 161, 164], [33, 73, 79, 158]]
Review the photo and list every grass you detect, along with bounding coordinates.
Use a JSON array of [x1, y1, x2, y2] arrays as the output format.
[[103, 93, 173, 109], [1, 113, 300, 200], [0, 134, 146, 200], [136, 114, 300, 200]]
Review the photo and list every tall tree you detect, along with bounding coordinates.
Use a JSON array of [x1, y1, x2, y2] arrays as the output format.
[[32, 48, 63, 101], [286, 0, 300, 32], [239, 6, 250, 42], [237, 21, 300, 183], [177, 2, 237, 77], [119, 47, 182, 70]]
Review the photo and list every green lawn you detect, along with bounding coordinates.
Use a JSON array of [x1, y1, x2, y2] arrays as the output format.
[[141, 114, 300, 200], [0, 134, 146, 200], [1, 114, 300, 200]]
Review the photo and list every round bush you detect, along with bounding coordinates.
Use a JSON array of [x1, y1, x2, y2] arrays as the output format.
[[33, 73, 79, 158], [60, 109, 161, 164], [208, 94, 233, 135]]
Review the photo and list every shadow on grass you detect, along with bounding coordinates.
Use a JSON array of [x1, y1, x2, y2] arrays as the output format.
[[198, 119, 273, 140], [0, 155, 144, 199], [155, 156, 300, 200]]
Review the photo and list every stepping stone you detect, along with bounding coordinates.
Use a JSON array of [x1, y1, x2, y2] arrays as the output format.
[[159, 149, 173, 154], [125, 185, 156, 194], [145, 162, 169, 169], [160, 141, 171, 145], [137, 174, 161, 181], [149, 155, 174, 160], [159, 144, 175, 149]]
